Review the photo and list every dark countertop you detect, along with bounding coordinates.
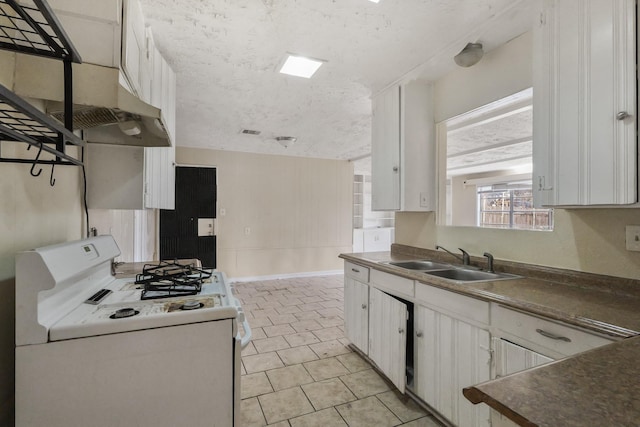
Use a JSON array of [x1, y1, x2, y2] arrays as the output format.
[[340, 245, 640, 427], [463, 336, 640, 427], [340, 249, 640, 338]]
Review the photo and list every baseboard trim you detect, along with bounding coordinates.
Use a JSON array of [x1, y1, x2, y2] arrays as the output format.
[[228, 269, 343, 283]]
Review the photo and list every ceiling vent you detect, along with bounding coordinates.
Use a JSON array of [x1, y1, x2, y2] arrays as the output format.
[[241, 129, 261, 135]]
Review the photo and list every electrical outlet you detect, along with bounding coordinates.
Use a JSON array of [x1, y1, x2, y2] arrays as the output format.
[[625, 225, 640, 251], [420, 192, 429, 207]]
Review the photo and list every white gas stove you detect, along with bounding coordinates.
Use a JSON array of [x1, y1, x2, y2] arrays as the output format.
[[15, 235, 250, 427]]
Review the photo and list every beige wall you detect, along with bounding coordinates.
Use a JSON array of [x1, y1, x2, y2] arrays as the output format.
[[0, 143, 83, 424], [177, 148, 353, 278], [88, 209, 157, 262], [450, 175, 477, 227], [396, 32, 640, 280]]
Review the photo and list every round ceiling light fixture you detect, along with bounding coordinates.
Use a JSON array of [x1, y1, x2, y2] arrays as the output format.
[[454, 43, 484, 67], [275, 136, 297, 148]]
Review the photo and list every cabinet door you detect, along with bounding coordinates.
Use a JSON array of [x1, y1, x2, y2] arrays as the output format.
[[368, 287, 406, 392], [493, 337, 553, 379], [344, 276, 369, 355], [144, 146, 175, 210], [401, 80, 436, 211], [161, 58, 177, 146], [371, 85, 401, 211], [533, 0, 636, 206], [121, 0, 145, 98], [491, 338, 553, 427], [414, 305, 491, 427]]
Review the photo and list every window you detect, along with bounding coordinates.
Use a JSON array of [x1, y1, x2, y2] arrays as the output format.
[[477, 184, 553, 230], [437, 88, 554, 231]]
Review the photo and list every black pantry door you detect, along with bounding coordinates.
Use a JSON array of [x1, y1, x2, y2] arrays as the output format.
[[160, 166, 217, 268]]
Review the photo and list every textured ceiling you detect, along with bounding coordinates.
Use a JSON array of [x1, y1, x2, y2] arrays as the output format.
[[138, 0, 533, 160], [447, 99, 532, 177]]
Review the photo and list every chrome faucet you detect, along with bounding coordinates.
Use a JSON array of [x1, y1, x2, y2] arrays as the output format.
[[435, 245, 470, 266], [483, 252, 494, 273]]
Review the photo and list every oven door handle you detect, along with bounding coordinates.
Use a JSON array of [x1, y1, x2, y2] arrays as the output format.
[[232, 296, 252, 349], [239, 316, 252, 349]]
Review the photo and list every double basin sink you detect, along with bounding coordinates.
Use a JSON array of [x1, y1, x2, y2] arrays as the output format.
[[384, 260, 521, 283]]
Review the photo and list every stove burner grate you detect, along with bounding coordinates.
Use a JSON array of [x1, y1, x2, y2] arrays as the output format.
[[135, 260, 212, 300]]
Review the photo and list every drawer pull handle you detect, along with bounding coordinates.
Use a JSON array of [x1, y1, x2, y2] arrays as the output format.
[[361, 304, 367, 309], [398, 328, 404, 334], [536, 329, 571, 342], [416, 331, 423, 338], [352, 268, 360, 273]]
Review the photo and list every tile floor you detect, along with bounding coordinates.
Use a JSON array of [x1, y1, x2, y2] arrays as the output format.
[[234, 274, 443, 427]]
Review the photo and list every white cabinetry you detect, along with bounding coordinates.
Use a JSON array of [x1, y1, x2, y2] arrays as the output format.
[[490, 338, 553, 427], [489, 305, 615, 427], [414, 286, 491, 427], [343, 262, 408, 392], [490, 305, 615, 359], [87, 143, 175, 210], [533, 0, 637, 206], [121, 0, 177, 144], [122, 0, 148, 102], [371, 79, 435, 211], [344, 264, 370, 354], [493, 338, 553, 379], [368, 287, 407, 393]]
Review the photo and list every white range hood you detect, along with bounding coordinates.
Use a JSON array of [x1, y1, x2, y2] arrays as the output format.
[[0, 50, 172, 147]]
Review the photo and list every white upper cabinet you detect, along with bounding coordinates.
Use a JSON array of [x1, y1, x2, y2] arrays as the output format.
[[533, 0, 637, 206], [372, 84, 401, 210], [121, 0, 177, 145], [371, 79, 436, 211], [122, 0, 147, 102], [87, 144, 175, 210]]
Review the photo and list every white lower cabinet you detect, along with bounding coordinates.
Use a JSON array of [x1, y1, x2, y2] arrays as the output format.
[[368, 287, 407, 393], [493, 337, 553, 379], [489, 305, 617, 427], [344, 275, 370, 355], [414, 305, 491, 427], [343, 263, 408, 393], [490, 338, 553, 427], [344, 262, 619, 427]]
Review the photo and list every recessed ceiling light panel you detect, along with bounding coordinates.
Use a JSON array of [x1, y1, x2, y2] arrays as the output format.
[[368, 0, 381, 3], [279, 55, 324, 78]]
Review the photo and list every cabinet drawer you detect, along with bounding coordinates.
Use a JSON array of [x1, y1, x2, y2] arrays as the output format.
[[370, 269, 414, 298], [345, 262, 369, 283], [415, 283, 489, 325], [492, 305, 615, 357]]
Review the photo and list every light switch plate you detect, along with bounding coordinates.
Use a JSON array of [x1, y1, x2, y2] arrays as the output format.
[[197, 218, 215, 236], [625, 225, 640, 251]]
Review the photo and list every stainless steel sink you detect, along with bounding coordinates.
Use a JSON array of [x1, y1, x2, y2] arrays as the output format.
[[386, 260, 452, 271], [425, 268, 520, 282]]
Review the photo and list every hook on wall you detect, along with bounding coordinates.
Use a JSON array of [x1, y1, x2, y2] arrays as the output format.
[[49, 164, 56, 186], [30, 143, 44, 177]]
